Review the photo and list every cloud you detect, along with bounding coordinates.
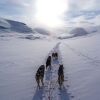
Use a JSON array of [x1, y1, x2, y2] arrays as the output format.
[[68, 0, 100, 11], [65, 16, 91, 27], [0, 0, 28, 15], [64, 12, 100, 28], [0, 0, 35, 22], [7, 0, 33, 7], [0, 0, 100, 27]]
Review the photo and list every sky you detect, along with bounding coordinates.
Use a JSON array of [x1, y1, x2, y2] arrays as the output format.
[[0, 0, 100, 28]]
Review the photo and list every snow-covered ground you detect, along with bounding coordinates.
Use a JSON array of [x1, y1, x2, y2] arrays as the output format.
[[0, 36, 58, 100], [60, 32, 100, 100], [0, 31, 100, 100]]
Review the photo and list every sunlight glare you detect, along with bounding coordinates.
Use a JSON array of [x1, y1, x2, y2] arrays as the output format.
[[35, 0, 69, 28]]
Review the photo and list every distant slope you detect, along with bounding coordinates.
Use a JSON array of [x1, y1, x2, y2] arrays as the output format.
[[0, 18, 33, 33], [57, 26, 100, 39], [6, 20, 33, 33]]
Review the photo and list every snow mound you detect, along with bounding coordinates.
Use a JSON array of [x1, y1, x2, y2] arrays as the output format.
[[70, 27, 89, 37], [57, 27, 88, 39], [57, 33, 73, 39], [85, 25, 100, 33], [34, 28, 49, 35], [19, 33, 49, 40]]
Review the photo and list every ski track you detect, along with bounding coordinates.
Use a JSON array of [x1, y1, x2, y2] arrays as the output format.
[[32, 42, 70, 100], [63, 43, 100, 67]]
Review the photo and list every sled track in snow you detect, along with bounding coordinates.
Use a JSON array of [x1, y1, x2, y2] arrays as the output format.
[[64, 43, 100, 67], [33, 42, 71, 100]]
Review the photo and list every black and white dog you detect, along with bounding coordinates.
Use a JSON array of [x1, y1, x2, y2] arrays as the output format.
[[58, 64, 64, 88], [46, 56, 51, 69], [52, 52, 58, 60]]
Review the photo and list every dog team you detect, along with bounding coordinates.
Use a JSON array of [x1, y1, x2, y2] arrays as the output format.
[[35, 52, 64, 89]]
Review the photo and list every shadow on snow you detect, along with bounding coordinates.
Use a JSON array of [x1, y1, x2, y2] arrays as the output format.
[[59, 86, 70, 100], [32, 87, 44, 100]]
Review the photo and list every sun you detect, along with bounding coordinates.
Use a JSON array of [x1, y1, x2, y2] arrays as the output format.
[[34, 0, 69, 28]]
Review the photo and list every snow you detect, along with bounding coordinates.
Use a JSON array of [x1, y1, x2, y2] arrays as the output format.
[[0, 29, 100, 100], [0, 37, 58, 100], [60, 32, 100, 100]]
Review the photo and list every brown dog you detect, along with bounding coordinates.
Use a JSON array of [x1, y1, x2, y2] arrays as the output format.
[[35, 65, 45, 88]]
